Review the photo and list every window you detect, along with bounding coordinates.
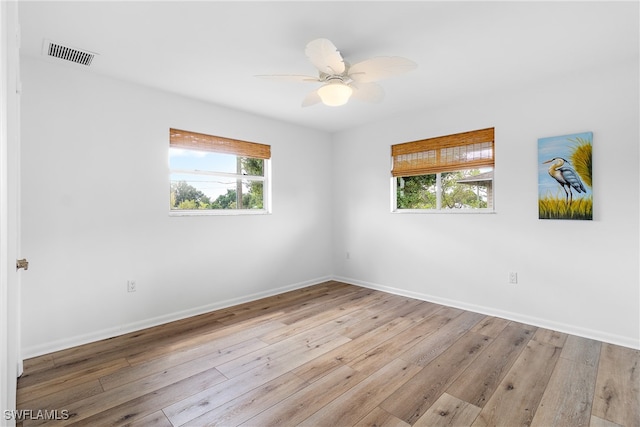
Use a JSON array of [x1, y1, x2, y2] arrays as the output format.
[[391, 127, 494, 212], [169, 128, 270, 214]]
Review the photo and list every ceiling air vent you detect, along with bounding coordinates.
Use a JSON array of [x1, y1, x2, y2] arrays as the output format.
[[43, 39, 97, 66]]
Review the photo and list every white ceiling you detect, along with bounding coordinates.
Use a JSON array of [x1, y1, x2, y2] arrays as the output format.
[[18, 1, 639, 133]]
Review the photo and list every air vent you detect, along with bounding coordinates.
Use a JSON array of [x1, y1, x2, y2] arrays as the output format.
[[43, 39, 97, 66]]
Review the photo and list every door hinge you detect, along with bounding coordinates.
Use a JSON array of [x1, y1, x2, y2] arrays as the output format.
[[16, 259, 28, 271]]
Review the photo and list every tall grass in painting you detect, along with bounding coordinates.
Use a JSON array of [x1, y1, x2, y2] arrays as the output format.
[[539, 196, 592, 220], [570, 137, 592, 188]]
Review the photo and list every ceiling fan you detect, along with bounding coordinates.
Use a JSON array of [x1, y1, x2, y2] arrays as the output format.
[[257, 38, 417, 107]]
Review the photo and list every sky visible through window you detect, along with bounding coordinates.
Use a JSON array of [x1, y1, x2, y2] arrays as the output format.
[[169, 147, 243, 200]]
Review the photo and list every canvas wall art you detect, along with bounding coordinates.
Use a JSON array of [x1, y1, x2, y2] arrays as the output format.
[[538, 131, 592, 220]]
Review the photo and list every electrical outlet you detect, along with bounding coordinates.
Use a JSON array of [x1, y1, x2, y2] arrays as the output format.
[[508, 272, 518, 284], [127, 280, 136, 292]]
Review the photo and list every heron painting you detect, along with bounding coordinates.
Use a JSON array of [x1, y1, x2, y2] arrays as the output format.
[[538, 131, 592, 220]]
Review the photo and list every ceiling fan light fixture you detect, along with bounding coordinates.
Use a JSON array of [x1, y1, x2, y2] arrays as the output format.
[[258, 38, 416, 108], [317, 81, 352, 107]]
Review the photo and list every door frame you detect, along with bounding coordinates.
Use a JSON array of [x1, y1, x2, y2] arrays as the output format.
[[1, 2, 21, 425]]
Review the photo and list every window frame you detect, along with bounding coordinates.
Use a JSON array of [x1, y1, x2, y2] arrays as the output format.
[[168, 128, 272, 216], [390, 128, 495, 214]]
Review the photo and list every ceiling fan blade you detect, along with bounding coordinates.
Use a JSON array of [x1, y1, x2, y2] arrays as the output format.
[[255, 74, 320, 83], [301, 89, 322, 107], [350, 82, 385, 103], [348, 57, 417, 83], [305, 38, 346, 75]]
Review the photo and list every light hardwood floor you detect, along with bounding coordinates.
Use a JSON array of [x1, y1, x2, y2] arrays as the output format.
[[16, 281, 640, 426]]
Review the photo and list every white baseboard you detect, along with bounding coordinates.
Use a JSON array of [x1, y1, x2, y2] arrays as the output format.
[[23, 274, 638, 358], [22, 276, 333, 359], [333, 275, 640, 350]]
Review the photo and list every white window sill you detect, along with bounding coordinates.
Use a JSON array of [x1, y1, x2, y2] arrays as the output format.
[[391, 209, 496, 215], [169, 209, 270, 217]]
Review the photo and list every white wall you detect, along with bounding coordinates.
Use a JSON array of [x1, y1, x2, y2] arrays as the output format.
[[332, 59, 640, 349], [20, 57, 333, 357]]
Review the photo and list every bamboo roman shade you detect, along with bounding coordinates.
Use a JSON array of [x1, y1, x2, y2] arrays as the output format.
[[391, 127, 494, 177], [170, 128, 271, 159]]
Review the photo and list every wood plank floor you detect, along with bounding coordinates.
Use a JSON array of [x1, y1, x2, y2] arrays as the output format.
[[16, 281, 640, 426]]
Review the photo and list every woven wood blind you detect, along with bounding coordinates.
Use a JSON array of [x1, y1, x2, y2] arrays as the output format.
[[391, 127, 494, 177], [170, 128, 271, 159]]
